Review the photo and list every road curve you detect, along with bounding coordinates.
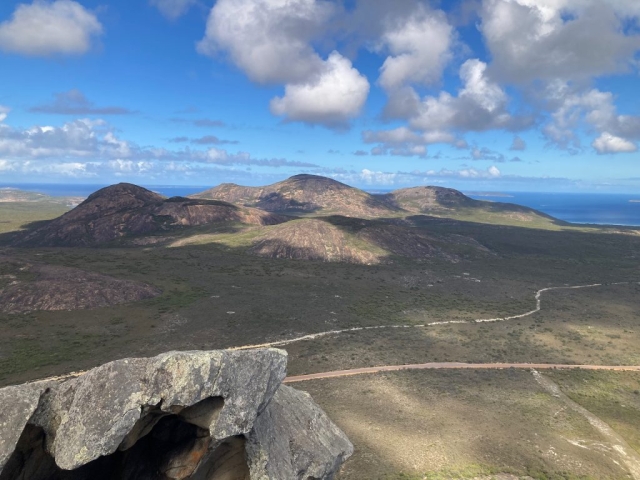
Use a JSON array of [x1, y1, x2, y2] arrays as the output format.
[[284, 362, 640, 383], [233, 281, 638, 351]]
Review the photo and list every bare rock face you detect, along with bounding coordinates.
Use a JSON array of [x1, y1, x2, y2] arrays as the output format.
[[0, 349, 352, 480], [192, 174, 398, 218]]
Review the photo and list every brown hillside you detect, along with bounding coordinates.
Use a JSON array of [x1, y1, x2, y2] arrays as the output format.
[[248, 219, 383, 264], [384, 186, 557, 225], [383, 186, 477, 212], [355, 225, 455, 261], [191, 174, 398, 218], [0, 258, 160, 314], [13, 183, 286, 247]]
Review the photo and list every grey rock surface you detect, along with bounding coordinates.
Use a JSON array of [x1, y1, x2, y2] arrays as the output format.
[[0, 349, 352, 480], [247, 385, 354, 480], [0, 382, 51, 469]]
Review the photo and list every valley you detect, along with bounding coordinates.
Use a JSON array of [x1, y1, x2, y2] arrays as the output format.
[[1, 176, 639, 479]]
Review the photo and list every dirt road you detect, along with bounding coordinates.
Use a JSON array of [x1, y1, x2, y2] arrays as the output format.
[[234, 281, 639, 351], [284, 362, 640, 383]]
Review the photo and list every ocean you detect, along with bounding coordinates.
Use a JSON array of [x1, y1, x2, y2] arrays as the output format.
[[1, 183, 639, 227], [467, 192, 640, 227], [0, 183, 208, 198]]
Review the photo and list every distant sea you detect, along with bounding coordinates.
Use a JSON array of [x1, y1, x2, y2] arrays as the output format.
[[466, 192, 640, 227], [0, 184, 207, 198], [1, 183, 639, 227]]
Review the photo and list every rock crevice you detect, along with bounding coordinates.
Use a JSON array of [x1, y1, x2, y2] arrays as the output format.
[[0, 349, 352, 480]]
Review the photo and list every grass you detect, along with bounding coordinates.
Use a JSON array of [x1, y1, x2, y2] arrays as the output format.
[[0, 201, 639, 478], [0, 202, 69, 234], [300, 370, 627, 479], [547, 370, 640, 453]]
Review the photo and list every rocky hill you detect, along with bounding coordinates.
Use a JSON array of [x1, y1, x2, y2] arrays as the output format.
[[0, 349, 353, 479], [12, 183, 287, 247], [248, 219, 384, 265], [383, 186, 557, 226], [0, 257, 160, 313], [191, 174, 398, 218], [241, 217, 490, 264]]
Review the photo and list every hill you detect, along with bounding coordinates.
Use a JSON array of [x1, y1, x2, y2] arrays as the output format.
[[0, 257, 160, 313], [248, 219, 384, 264], [12, 183, 286, 247], [172, 217, 491, 265], [383, 186, 560, 228], [191, 174, 398, 218]]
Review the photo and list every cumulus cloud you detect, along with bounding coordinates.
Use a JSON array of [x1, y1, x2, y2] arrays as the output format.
[[30, 90, 133, 115], [0, 118, 317, 170], [198, 0, 371, 128], [330, 165, 503, 186], [270, 51, 370, 128], [198, 0, 334, 85], [0, 0, 102, 56], [377, 5, 454, 90], [592, 133, 637, 154], [479, 0, 640, 83], [542, 81, 640, 151], [409, 59, 533, 134], [362, 126, 468, 157], [0, 119, 103, 158], [149, 0, 197, 19]]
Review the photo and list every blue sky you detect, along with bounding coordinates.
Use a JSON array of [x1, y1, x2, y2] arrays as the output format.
[[0, 0, 639, 192]]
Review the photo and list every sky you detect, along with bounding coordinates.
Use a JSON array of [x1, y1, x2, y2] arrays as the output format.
[[0, 0, 639, 192]]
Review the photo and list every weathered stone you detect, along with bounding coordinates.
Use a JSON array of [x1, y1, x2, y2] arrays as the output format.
[[0, 382, 50, 469], [247, 385, 354, 480], [0, 349, 352, 480]]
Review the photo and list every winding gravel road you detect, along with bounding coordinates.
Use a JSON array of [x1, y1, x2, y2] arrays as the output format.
[[234, 280, 639, 351]]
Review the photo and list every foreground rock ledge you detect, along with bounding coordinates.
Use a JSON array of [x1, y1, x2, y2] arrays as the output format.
[[0, 349, 353, 480]]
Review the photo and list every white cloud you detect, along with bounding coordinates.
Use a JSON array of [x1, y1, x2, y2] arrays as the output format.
[[198, 0, 371, 128], [149, 0, 197, 19], [377, 6, 454, 90], [592, 132, 637, 154], [542, 81, 640, 150], [270, 52, 370, 128], [362, 126, 465, 157], [0, 0, 102, 56], [0, 119, 102, 158], [479, 0, 640, 83], [0, 106, 9, 123], [197, 0, 334, 85], [410, 59, 532, 133], [330, 166, 503, 186]]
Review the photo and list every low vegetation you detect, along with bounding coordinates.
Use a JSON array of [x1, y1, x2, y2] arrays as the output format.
[[1, 177, 639, 478]]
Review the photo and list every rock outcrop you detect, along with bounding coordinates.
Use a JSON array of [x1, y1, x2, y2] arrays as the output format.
[[192, 174, 399, 218], [0, 257, 161, 314], [0, 349, 352, 480]]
